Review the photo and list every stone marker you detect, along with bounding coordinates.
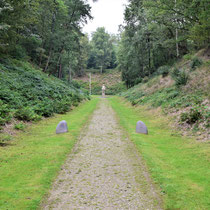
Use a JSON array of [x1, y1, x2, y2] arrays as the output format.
[[136, 121, 148, 134], [56, 120, 68, 134]]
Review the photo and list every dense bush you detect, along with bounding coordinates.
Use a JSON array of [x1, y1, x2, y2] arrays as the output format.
[[0, 60, 88, 129], [180, 108, 202, 124], [180, 105, 209, 127], [190, 57, 203, 71], [171, 68, 189, 87], [0, 100, 12, 125], [157, 66, 170, 77], [14, 123, 26, 130], [106, 83, 127, 95], [14, 107, 40, 121]]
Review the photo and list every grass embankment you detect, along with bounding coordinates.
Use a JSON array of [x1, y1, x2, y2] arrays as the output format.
[[120, 51, 210, 139], [0, 97, 99, 209], [0, 59, 89, 138], [109, 97, 210, 209]]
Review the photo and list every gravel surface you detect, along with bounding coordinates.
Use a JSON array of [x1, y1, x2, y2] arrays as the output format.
[[42, 99, 162, 209]]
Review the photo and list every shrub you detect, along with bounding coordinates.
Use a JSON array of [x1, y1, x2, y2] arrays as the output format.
[[14, 107, 39, 121], [14, 123, 26, 130], [0, 100, 12, 125], [190, 57, 203, 71], [131, 99, 138, 106], [180, 107, 202, 124], [157, 65, 170, 77], [134, 78, 142, 85], [175, 70, 189, 87], [171, 67, 180, 79], [166, 90, 179, 100], [106, 83, 127, 95], [54, 99, 72, 114], [142, 77, 149, 83], [171, 68, 189, 87], [73, 101, 79, 107], [183, 54, 192, 60]]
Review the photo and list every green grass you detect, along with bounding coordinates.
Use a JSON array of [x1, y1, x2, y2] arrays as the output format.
[[109, 96, 210, 209], [0, 97, 99, 209]]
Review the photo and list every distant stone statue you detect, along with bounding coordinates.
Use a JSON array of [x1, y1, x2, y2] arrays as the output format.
[[102, 84, 106, 97], [136, 121, 148, 134], [56, 120, 68, 134]]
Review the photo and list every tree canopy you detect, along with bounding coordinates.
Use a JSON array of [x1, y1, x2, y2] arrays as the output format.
[[0, 0, 92, 79], [87, 27, 117, 72], [117, 0, 210, 88]]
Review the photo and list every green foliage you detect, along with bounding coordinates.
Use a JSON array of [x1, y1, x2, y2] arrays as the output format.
[[0, 0, 92, 79], [180, 108, 202, 124], [181, 105, 210, 127], [157, 66, 170, 77], [14, 123, 26, 130], [171, 68, 189, 87], [14, 107, 40, 121], [106, 83, 127, 95], [117, 0, 209, 86], [87, 27, 117, 71], [0, 100, 12, 125], [171, 67, 180, 79], [0, 60, 87, 125], [183, 54, 193, 61], [190, 57, 203, 71]]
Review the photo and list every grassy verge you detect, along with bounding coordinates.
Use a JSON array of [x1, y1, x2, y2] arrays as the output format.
[[109, 96, 210, 209], [0, 97, 99, 210]]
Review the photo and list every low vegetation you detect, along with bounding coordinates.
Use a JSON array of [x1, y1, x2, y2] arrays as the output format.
[[109, 97, 210, 209], [120, 51, 210, 139], [75, 69, 126, 95], [0, 97, 99, 209], [0, 59, 89, 144]]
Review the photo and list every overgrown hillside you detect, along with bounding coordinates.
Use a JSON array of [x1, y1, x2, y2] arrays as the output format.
[[0, 59, 88, 143], [120, 49, 210, 140], [75, 69, 126, 95]]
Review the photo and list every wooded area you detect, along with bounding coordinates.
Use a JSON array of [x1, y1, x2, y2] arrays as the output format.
[[1, 0, 209, 85], [117, 0, 210, 88], [0, 0, 92, 79]]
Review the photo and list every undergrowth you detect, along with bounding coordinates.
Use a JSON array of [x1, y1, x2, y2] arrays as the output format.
[[75, 69, 126, 95], [120, 53, 209, 134], [0, 59, 89, 137]]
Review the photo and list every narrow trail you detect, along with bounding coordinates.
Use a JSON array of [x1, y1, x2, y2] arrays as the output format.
[[42, 98, 162, 209]]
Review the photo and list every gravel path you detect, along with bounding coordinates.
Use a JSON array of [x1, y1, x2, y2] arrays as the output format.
[[42, 99, 162, 209]]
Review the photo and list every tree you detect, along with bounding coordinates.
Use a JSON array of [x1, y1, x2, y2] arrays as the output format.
[[117, 0, 210, 88], [88, 27, 114, 72], [0, 0, 92, 81]]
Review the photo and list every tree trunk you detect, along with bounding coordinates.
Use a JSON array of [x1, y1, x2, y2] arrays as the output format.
[[44, 47, 52, 72], [175, 0, 179, 58], [68, 63, 72, 83], [59, 63, 62, 79], [44, 5, 57, 72], [176, 28, 179, 58]]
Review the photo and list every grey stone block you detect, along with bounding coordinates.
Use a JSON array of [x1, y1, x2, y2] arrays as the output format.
[[136, 121, 148, 134], [56, 120, 68, 134]]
